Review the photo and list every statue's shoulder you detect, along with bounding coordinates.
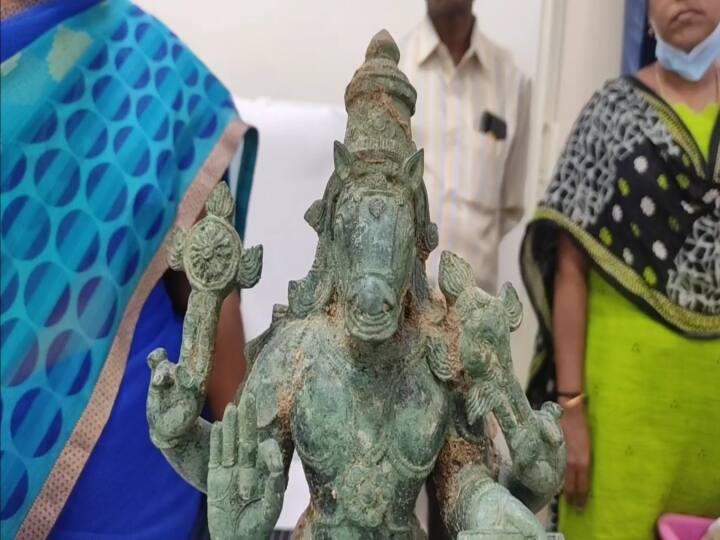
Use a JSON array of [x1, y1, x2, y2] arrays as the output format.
[[244, 308, 338, 387], [247, 309, 312, 369], [243, 308, 337, 429]]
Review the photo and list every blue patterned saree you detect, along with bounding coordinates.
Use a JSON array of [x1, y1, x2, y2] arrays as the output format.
[[0, 2, 257, 537]]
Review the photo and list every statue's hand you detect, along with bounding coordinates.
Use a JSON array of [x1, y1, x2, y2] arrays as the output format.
[[207, 395, 285, 540], [146, 348, 204, 446], [456, 481, 546, 539], [507, 402, 566, 495]]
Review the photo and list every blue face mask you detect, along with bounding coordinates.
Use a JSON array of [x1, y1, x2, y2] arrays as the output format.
[[655, 22, 720, 81]]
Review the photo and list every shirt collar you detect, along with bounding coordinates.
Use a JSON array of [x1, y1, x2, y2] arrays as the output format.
[[415, 17, 441, 65], [416, 15, 486, 67]]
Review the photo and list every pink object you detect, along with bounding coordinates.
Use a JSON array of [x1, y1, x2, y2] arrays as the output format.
[[657, 514, 714, 540]]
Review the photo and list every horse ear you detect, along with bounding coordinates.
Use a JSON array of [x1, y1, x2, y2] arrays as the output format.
[[402, 149, 424, 191], [333, 141, 352, 180], [498, 282, 523, 331], [304, 199, 325, 233]]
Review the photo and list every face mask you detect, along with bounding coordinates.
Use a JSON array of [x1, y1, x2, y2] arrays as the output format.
[[655, 21, 720, 81]]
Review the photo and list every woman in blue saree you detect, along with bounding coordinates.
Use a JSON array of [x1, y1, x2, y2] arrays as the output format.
[[0, 1, 258, 537]]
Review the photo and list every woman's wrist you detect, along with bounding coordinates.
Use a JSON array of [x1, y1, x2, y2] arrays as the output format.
[[556, 390, 583, 399], [557, 393, 586, 410]]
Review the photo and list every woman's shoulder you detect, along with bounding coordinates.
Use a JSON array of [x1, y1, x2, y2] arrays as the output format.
[[580, 76, 642, 117], [542, 76, 656, 216], [566, 75, 656, 142]]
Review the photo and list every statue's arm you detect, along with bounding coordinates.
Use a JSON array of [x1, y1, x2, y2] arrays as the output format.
[[453, 356, 564, 513], [146, 183, 263, 492], [150, 287, 246, 493], [432, 429, 546, 538], [148, 311, 296, 495], [204, 325, 298, 540], [474, 337, 564, 512], [437, 251, 565, 513], [163, 273, 247, 421], [461, 357, 565, 513], [145, 286, 230, 493], [153, 417, 213, 493]]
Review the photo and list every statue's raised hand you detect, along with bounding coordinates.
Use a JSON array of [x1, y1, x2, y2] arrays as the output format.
[[146, 183, 262, 448], [207, 395, 285, 540], [147, 348, 205, 445]]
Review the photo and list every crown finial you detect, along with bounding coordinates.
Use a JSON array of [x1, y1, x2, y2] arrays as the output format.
[[343, 30, 417, 162], [365, 29, 400, 64]]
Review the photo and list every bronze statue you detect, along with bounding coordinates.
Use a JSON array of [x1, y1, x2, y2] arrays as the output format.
[[147, 30, 565, 539]]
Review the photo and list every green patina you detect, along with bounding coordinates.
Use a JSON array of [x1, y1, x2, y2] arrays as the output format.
[[146, 31, 565, 540]]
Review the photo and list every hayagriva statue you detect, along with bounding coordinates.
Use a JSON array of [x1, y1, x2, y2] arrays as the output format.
[[147, 30, 565, 539]]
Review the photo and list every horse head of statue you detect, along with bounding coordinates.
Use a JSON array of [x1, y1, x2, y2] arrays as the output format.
[[287, 30, 438, 345]]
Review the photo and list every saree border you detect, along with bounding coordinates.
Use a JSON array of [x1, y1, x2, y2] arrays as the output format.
[[520, 225, 552, 331], [528, 207, 720, 337], [16, 119, 248, 540]]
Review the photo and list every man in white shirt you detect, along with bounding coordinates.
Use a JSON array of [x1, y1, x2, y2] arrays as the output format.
[[400, 0, 531, 294]]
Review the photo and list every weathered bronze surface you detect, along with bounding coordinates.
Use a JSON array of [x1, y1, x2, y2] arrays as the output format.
[[147, 30, 565, 539]]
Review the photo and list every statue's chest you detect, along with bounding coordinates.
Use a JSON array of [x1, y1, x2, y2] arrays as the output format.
[[291, 350, 449, 480]]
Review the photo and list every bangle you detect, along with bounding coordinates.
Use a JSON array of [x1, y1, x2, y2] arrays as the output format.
[[558, 393, 586, 409], [556, 390, 583, 398]]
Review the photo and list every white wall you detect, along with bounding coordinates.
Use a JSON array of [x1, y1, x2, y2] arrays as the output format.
[[136, 0, 424, 105], [134, 1, 540, 105], [557, 1, 625, 143]]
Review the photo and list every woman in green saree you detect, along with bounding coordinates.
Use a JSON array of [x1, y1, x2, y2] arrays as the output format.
[[521, 0, 720, 538]]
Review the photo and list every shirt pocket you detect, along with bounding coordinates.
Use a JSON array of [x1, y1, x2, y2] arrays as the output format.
[[460, 130, 507, 211]]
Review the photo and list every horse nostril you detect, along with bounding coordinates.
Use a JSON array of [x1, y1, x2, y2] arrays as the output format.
[[350, 277, 396, 317], [356, 290, 391, 317], [356, 289, 378, 315]]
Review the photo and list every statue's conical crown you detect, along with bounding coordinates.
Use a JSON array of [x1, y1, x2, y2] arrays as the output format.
[[343, 30, 417, 162]]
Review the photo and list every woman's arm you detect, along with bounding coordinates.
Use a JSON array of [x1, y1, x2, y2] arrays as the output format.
[[553, 233, 588, 399], [207, 289, 246, 415], [553, 232, 590, 508]]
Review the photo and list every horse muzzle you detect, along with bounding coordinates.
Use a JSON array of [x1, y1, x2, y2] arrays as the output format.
[[345, 275, 399, 343]]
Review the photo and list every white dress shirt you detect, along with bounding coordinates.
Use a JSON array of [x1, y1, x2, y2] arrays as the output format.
[[400, 18, 531, 293]]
